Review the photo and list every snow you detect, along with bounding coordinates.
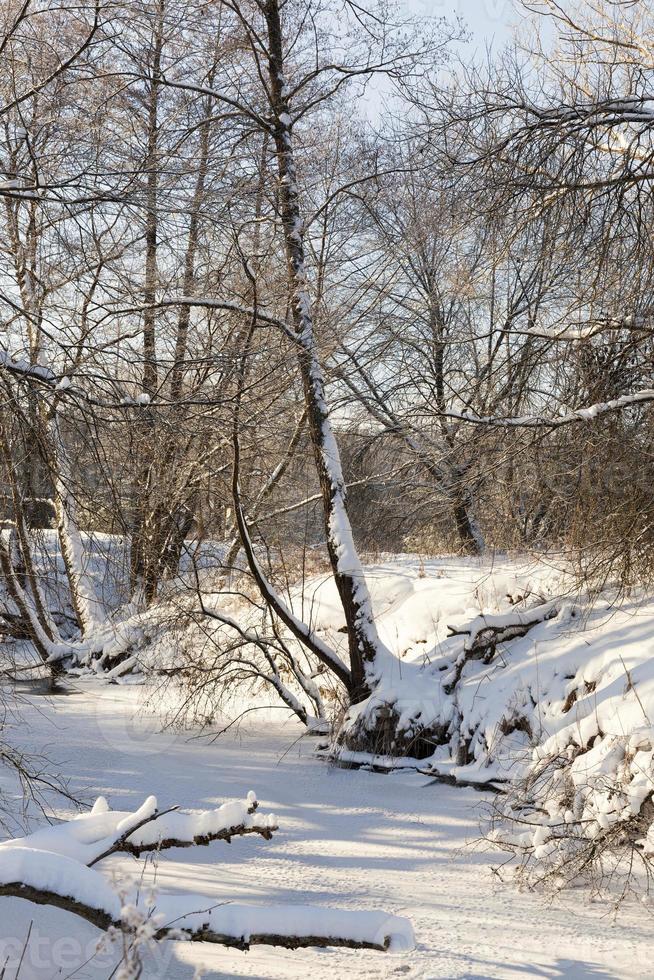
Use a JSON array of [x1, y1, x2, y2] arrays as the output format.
[[0, 794, 275, 865], [126, 799, 278, 846], [0, 349, 56, 384], [4, 555, 654, 975], [0, 848, 121, 920], [281, 557, 654, 885], [449, 389, 654, 428], [155, 900, 413, 951], [0, 847, 411, 954], [462, 599, 561, 650], [0, 667, 652, 978]]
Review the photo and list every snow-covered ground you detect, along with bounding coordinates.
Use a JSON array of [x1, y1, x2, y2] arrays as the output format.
[[0, 680, 651, 980]]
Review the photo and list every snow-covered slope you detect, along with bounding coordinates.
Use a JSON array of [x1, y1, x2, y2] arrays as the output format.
[[121, 552, 654, 891], [293, 557, 654, 894]]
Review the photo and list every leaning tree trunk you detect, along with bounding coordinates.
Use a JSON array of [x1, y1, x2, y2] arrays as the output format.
[[262, 0, 389, 704], [130, 0, 165, 602]]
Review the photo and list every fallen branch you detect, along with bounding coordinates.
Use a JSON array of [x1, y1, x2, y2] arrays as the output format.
[[0, 795, 414, 954], [0, 881, 113, 931], [444, 601, 561, 694], [417, 768, 508, 794], [0, 855, 411, 952], [0, 881, 403, 951], [1, 793, 278, 868]]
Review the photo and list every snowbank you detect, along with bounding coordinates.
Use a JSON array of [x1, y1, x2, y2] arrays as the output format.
[[306, 560, 654, 892]]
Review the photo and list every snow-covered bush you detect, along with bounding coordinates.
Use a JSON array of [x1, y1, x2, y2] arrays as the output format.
[[490, 711, 654, 897]]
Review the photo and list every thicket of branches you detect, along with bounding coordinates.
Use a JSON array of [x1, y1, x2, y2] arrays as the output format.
[[2, 0, 654, 747]]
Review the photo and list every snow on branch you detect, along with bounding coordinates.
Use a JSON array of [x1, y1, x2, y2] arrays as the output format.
[[453, 600, 563, 653], [0, 349, 57, 386], [151, 901, 414, 951], [443, 600, 562, 694], [446, 390, 654, 429], [522, 312, 654, 341], [0, 793, 277, 867], [0, 853, 413, 951], [0, 848, 120, 929], [0, 795, 413, 953]]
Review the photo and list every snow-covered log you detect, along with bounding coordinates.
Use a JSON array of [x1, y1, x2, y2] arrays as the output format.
[[443, 600, 562, 693], [453, 600, 562, 652], [151, 901, 414, 951], [0, 793, 277, 866], [0, 794, 413, 953], [0, 851, 412, 951]]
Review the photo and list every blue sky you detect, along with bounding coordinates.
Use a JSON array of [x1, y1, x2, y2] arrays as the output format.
[[406, 0, 521, 48], [360, 0, 523, 118]]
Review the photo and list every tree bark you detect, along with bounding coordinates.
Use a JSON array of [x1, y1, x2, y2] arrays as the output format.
[[262, 0, 389, 703], [130, 0, 165, 599]]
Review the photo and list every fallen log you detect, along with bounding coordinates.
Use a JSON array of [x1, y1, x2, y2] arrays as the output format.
[[1, 793, 278, 868], [444, 600, 561, 694], [0, 880, 409, 952], [0, 796, 414, 954]]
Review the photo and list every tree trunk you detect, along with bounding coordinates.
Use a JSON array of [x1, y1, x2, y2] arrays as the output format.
[[50, 414, 99, 636], [130, 0, 164, 599], [262, 0, 389, 703]]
